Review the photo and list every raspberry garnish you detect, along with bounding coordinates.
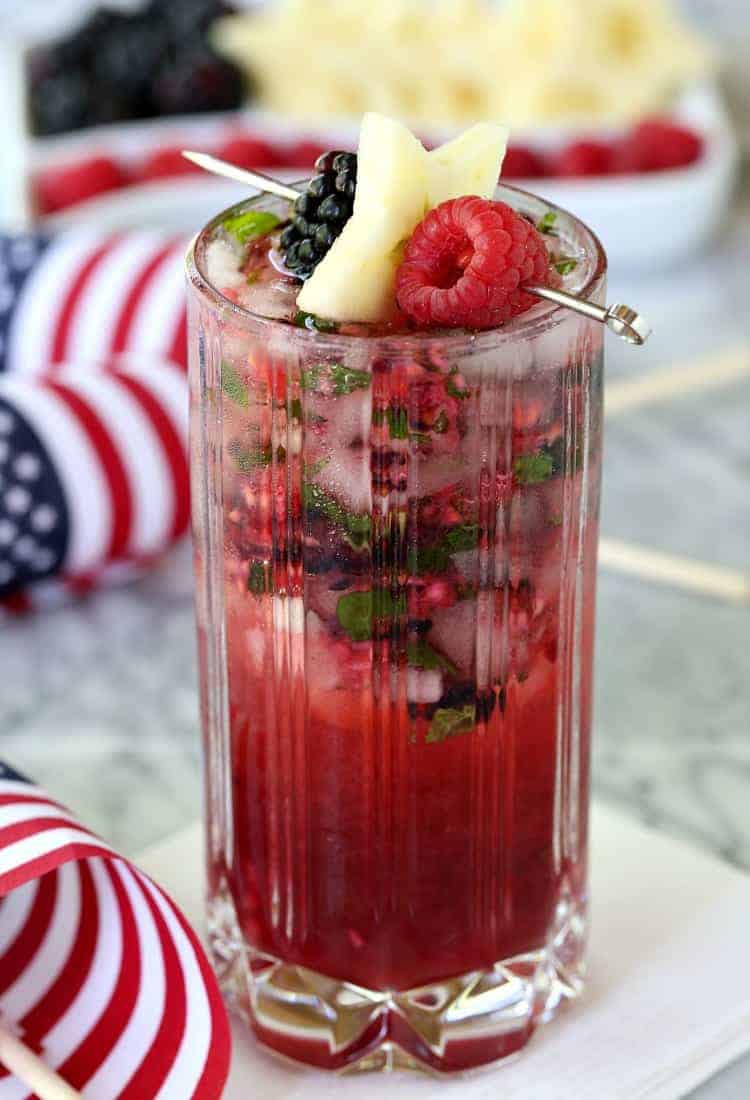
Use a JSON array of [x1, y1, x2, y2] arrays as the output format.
[[395, 197, 553, 330]]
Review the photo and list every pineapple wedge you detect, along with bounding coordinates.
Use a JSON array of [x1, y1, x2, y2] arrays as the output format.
[[297, 113, 508, 324]]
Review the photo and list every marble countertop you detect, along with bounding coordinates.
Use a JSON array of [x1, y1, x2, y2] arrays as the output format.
[[2, 194, 749, 1097]]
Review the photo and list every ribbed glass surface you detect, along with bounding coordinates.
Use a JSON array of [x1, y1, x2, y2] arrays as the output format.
[[188, 187, 605, 1073]]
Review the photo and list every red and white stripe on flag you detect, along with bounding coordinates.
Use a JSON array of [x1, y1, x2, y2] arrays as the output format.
[[0, 770, 230, 1099], [4, 231, 188, 378], [0, 356, 188, 592]]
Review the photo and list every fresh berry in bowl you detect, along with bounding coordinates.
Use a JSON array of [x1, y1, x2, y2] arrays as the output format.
[[217, 135, 278, 170], [553, 140, 614, 178], [27, 0, 250, 135], [152, 46, 246, 115], [612, 117, 705, 173], [282, 140, 334, 169], [34, 156, 128, 215], [501, 144, 548, 179], [137, 146, 206, 182]]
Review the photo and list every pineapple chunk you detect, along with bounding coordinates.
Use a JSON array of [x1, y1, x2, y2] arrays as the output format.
[[428, 122, 508, 207], [297, 112, 508, 324], [297, 113, 427, 323]]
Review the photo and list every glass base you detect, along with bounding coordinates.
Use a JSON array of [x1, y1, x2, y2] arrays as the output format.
[[207, 884, 587, 1074]]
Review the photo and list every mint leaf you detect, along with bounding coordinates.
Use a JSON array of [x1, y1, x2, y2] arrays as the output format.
[[426, 704, 476, 744], [294, 310, 340, 333], [408, 544, 449, 574], [221, 361, 248, 407], [303, 482, 371, 548], [336, 590, 373, 642], [513, 451, 555, 484], [537, 211, 558, 236], [386, 407, 409, 439], [336, 588, 406, 642], [407, 640, 457, 675], [300, 365, 323, 391], [445, 371, 470, 400], [290, 397, 303, 421], [301, 362, 370, 395], [408, 522, 479, 574], [554, 256, 578, 276], [222, 210, 280, 245], [328, 363, 370, 395], [248, 560, 270, 596], [442, 523, 479, 554], [228, 439, 272, 472]]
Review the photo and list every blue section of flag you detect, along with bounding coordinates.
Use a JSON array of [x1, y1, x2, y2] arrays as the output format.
[[0, 234, 52, 373], [0, 761, 31, 783], [0, 395, 69, 596]]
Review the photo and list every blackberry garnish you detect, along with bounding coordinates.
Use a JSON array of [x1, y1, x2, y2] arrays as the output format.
[[280, 150, 357, 280]]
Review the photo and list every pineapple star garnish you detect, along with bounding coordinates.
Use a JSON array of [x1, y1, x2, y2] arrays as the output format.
[[296, 112, 508, 324]]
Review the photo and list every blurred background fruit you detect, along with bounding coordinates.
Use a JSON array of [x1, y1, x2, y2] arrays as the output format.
[[27, 0, 249, 135], [0, 0, 742, 271]]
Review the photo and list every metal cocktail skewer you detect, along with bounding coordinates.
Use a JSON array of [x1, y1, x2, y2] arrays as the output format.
[[183, 150, 651, 346]]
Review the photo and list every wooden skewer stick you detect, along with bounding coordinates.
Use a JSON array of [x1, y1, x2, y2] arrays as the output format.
[[0, 1021, 83, 1100]]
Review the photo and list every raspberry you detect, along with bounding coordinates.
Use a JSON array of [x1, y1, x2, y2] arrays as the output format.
[[34, 156, 127, 214], [137, 146, 203, 182], [554, 140, 613, 178], [395, 197, 552, 330], [501, 144, 547, 179], [613, 118, 703, 173], [218, 135, 278, 169], [283, 140, 331, 168]]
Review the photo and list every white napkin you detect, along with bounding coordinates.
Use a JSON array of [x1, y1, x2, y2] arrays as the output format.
[[139, 806, 750, 1100]]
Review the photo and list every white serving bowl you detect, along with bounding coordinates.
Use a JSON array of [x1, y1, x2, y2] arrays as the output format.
[[35, 84, 739, 273]]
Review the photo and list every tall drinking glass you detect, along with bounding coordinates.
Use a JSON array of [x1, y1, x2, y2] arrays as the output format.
[[187, 184, 605, 1074]]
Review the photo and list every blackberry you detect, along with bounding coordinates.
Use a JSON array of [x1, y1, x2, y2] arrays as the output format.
[[92, 17, 168, 117], [152, 47, 246, 115], [280, 149, 357, 280], [30, 71, 93, 136]]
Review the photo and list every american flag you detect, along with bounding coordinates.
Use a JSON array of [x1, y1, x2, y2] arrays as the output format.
[[0, 232, 187, 378], [0, 762, 231, 1099], [0, 230, 190, 611]]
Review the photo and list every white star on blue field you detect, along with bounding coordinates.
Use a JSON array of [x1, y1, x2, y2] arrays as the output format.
[[0, 400, 68, 595], [0, 233, 51, 372]]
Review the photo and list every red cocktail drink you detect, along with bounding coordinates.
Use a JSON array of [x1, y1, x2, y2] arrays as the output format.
[[188, 182, 604, 1072]]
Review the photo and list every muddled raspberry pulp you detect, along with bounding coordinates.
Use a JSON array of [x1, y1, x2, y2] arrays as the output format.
[[196, 191, 602, 1071]]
